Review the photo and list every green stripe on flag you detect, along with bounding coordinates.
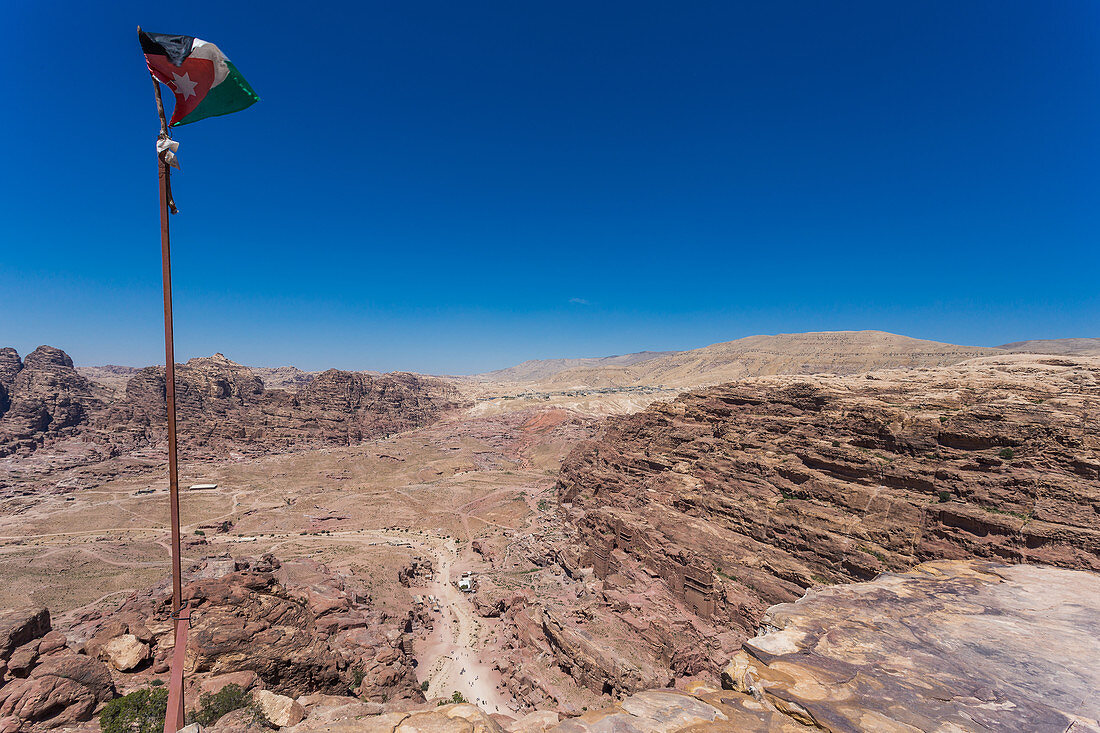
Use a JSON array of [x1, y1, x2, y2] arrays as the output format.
[[174, 61, 259, 126]]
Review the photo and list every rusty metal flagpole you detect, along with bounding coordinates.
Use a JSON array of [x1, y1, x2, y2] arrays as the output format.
[[141, 25, 188, 732]]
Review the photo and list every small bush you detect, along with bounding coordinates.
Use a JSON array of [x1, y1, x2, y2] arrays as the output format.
[[999, 447, 1015, 460], [100, 687, 167, 733], [149, 679, 164, 687], [937, 490, 951, 503], [831, 440, 840, 448], [350, 667, 365, 692], [450, 691, 467, 704], [537, 499, 551, 511], [194, 530, 205, 536], [420, 680, 430, 692], [190, 683, 252, 727]]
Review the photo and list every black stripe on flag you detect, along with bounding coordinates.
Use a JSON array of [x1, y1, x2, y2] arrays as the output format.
[[139, 30, 195, 66]]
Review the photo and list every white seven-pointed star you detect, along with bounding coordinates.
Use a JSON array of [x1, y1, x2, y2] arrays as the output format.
[[171, 72, 198, 99]]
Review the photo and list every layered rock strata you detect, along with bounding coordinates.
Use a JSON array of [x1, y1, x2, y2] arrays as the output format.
[[547, 355, 1100, 687], [273, 560, 1100, 732]]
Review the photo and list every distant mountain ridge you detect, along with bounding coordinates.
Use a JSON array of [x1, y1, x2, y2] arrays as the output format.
[[469, 351, 677, 383], [482, 331, 1002, 389], [998, 338, 1100, 356], [2, 347, 468, 461]]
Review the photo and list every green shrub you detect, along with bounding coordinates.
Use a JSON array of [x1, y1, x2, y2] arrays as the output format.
[[421, 680, 430, 692], [999, 447, 1014, 460], [451, 691, 467, 704], [189, 683, 252, 727], [100, 687, 167, 733], [937, 490, 951, 503], [194, 530, 205, 536]]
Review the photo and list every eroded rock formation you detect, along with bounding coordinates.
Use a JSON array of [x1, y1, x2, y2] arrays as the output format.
[[68, 554, 423, 706], [0, 347, 102, 457], [0, 347, 470, 463], [0, 554, 424, 731], [0, 608, 114, 732], [271, 560, 1100, 731], [538, 355, 1099, 692]]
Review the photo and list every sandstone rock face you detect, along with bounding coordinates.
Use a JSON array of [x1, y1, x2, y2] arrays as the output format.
[[548, 356, 1100, 687], [0, 348, 101, 457], [287, 703, 505, 733], [0, 349, 21, 420], [0, 608, 114, 732], [0, 610, 50, 663], [254, 689, 305, 727], [249, 365, 319, 391], [550, 686, 806, 732], [504, 710, 560, 732], [310, 560, 1098, 732], [106, 355, 469, 457], [721, 560, 1100, 731], [0, 349, 22, 391], [0, 346, 470, 464], [117, 357, 469, 455], [198, 670, 261, 696], [100, 634, 148, 671], [69, 554, 423, 705]]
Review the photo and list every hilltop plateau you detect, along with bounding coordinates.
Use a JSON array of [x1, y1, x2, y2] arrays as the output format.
[[475, 331, 1000, 391]]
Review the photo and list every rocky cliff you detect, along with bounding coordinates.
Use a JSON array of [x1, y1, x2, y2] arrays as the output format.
[[0, 347, 103, 457], [0, 347, 470, 462], [258, 560, 1100, 732], [544, 354, 1099, 688]]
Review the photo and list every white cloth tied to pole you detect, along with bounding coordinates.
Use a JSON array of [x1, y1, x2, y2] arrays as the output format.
[[157, 134, 180, 169]]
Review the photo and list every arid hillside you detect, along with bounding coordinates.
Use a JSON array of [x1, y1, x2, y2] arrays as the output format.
[[469, 351, 677, 384], [999, 337, 1100, 356], [522, 331, 999, 389]]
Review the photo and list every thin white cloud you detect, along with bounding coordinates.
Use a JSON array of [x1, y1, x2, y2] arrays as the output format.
[[568, 297, 590, 305]]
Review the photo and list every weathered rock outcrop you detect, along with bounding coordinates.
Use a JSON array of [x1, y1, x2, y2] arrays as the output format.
[[0, 347, 102, 457], [105, 355, 469, 456], [0, 346, 470, 463], [549, 355, 1100, 686], [720, 560, 1100, 731], [0, 608, 114, 732], [281, 560, 1100, 732], [68, 554, 423, 706]]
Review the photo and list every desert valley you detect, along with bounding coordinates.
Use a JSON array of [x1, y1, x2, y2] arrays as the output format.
[[0, 331, 1097, 732]]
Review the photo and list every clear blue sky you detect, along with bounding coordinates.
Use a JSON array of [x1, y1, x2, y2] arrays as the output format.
[[3, 2, 1098, 374]]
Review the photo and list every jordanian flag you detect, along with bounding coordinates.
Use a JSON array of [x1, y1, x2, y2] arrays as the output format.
[[139, 30, 258, 126]]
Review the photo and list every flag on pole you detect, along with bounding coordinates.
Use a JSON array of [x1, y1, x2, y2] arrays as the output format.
[[140, 30, 258, 126]]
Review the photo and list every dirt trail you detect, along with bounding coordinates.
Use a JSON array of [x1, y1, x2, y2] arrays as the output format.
[[259, 528, 518, 713]]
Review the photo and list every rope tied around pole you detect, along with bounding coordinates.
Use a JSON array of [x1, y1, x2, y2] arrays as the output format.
[[170, 600, 194, 627]]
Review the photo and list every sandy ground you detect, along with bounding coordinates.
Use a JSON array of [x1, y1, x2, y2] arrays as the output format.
[[0, 404, 601, 711], [409, 534, 516, 713]]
